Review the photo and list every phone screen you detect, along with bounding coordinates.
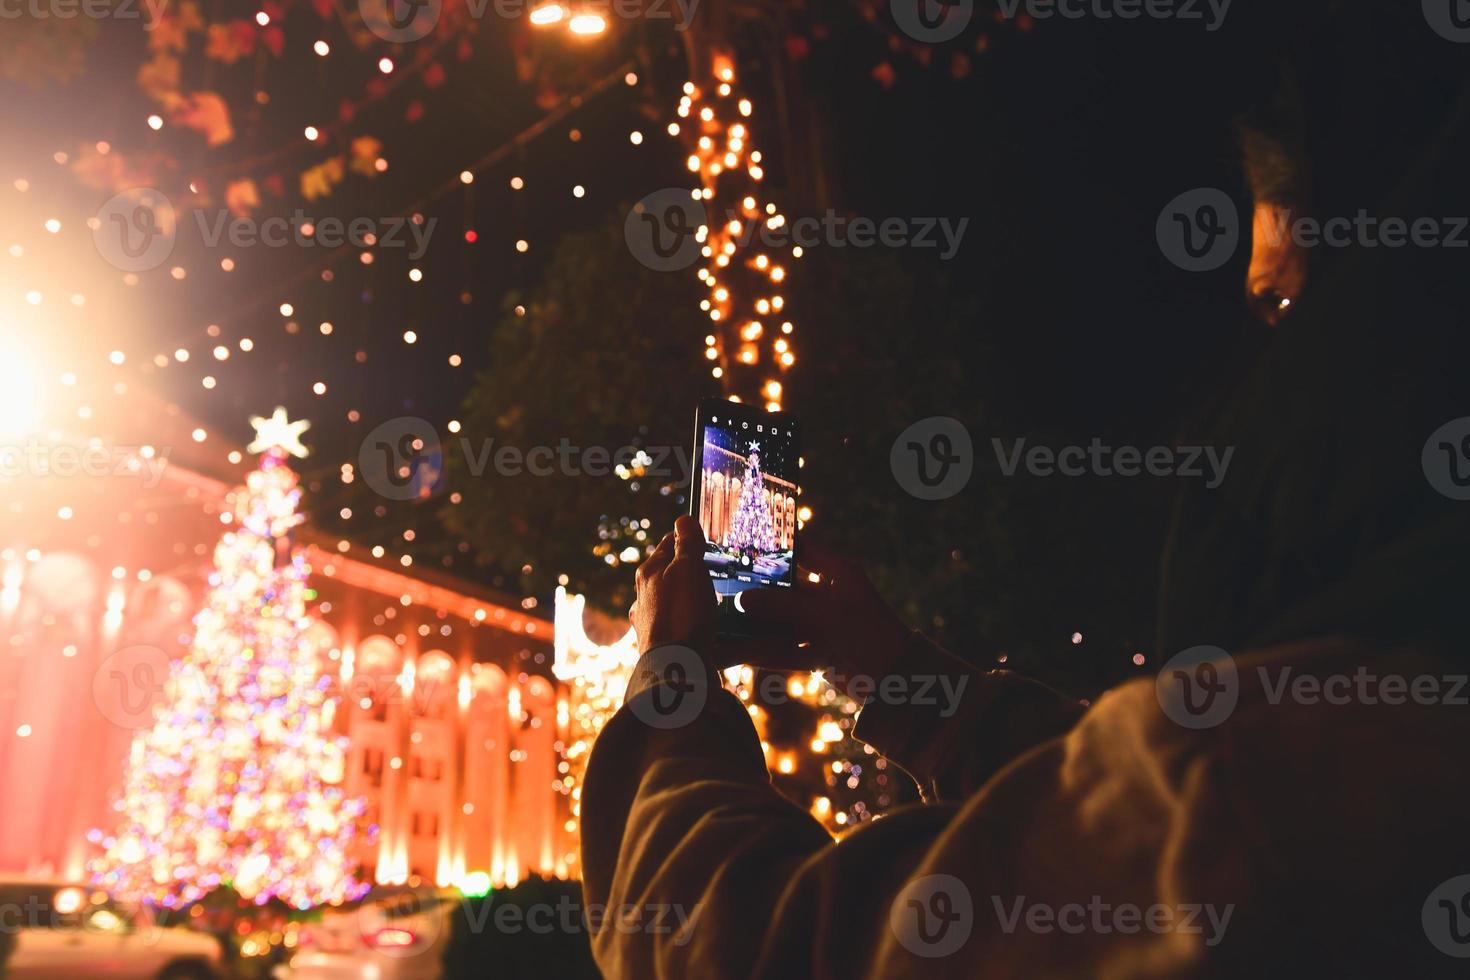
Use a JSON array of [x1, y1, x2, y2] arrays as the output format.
[[692, 402, 799, 600]]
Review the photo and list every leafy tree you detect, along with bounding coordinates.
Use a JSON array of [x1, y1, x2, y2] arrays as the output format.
[[445, 210, 1026, 662], [443, 218, 713, 613]]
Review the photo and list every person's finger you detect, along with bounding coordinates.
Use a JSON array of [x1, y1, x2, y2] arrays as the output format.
[[673, 514, 703, 561], [637, 530, 677, 583]]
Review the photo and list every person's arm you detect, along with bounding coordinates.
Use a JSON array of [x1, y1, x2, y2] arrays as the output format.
[[583, 518, 963, 978], [850, 631, 1086, 802], [583, 519, 1087, 977], [733, 542, 1087, 802], [581, 642, 962, 980]]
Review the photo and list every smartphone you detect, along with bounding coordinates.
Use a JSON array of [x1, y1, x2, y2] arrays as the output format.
[[689, 398, 800, 631]]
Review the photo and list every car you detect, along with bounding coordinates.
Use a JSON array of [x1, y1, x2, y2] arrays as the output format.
[[0, 880, 223, 979], [278, 886, 452, 980]]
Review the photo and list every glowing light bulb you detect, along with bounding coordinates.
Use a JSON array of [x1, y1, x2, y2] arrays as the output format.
[[568, 13, 605, 33]]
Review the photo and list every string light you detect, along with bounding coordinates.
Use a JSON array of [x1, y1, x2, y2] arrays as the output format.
[[567, 13, 607, 34], [675, 59, 796, 409]]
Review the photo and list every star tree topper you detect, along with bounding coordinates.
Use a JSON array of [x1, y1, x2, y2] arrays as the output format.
[[248, 407, 311, 458]]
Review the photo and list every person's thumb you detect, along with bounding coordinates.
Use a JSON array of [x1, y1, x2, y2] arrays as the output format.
[[673, 514, 703, 560]]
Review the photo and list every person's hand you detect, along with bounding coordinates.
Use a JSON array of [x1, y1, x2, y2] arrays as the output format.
[[726, 543, 910, 701], [630, 515, 717, 655]]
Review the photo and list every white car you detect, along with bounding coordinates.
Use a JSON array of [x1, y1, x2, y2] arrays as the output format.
[[0, 881, 222, 979], [280, 887, 451, 980]]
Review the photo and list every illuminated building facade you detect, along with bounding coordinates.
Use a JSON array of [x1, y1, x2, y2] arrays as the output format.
[[0, 411, 566, 891]]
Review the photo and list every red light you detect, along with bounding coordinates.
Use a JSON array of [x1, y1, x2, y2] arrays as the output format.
[[373, 927, 416, 948], [464, 230, 478, 243]]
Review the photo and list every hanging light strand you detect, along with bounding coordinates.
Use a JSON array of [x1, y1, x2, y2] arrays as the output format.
[[677, 58, 796, 412]]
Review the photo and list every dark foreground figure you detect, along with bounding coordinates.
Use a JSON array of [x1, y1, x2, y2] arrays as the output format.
[[581, 10, 1470, 979]]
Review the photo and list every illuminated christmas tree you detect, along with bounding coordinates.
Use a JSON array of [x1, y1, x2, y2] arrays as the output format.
[[727, 444, 778, 554], [92, 408, 370, 910]]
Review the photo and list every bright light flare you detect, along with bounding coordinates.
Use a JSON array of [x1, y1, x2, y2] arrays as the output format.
[[0, 335, 42, 436], [568, 13, 607, 34], [529, 3, 565, 24]]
